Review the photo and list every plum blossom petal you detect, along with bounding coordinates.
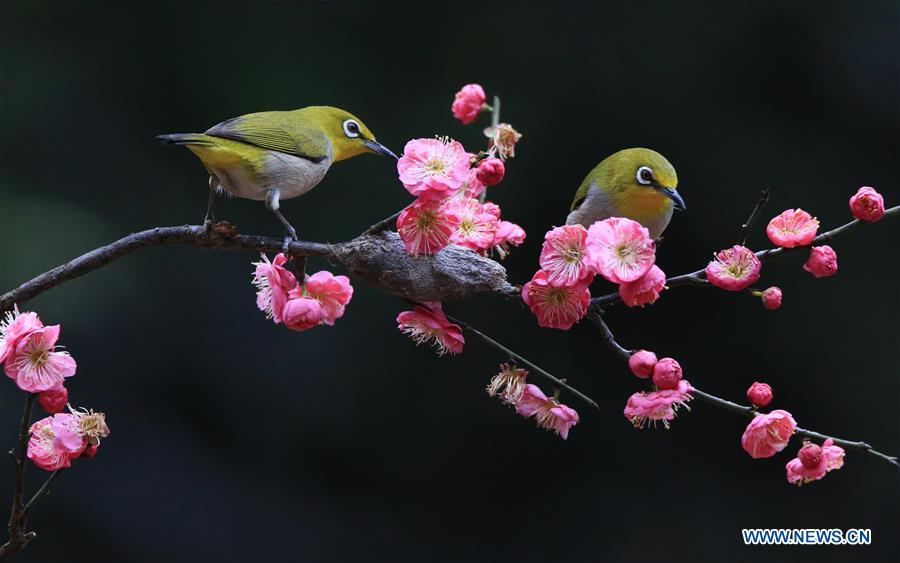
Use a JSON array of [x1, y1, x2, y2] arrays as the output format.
[[766, 209, 819, 248], [486, 363, 528, 406], [785, 440, 845, 485], [746, 382, 773, 407], [760, 286, 782, 310], [585, 217, 656, 284], [302, 271, 354, 325], [397, 138, 471, 200], [282, 297, 325, 332], [619, 264, 666, 307], [803, 245, 837, 278], [516, 384, 579, 439], [849, 186, 885, 222], [27, 415, 76, 471], [651, 357, 682, 390], [705, 245, 761, 291], [522, 270, 591, 330], [252, 253, 297, 324], [475, 157, 505, 186], [628, 350, 657, 379], [491, 220, 526, 259], [0, 306, 43, 364], [741, 409, 797, 458], [397, 198, 458, 256], [445, 197, 499, 252], [484, 123, 522, 160], [4, 325, 77, 393], [822, 438, 845, 471], [623, 380, 694, 429], [396, 302, 464, 356], [539, 225, 594, 287], [451, 84, 486, 125], [39, 385, 69, 414]]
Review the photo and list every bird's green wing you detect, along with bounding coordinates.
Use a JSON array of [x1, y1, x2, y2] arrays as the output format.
[[205, 112, 329, 163], [570, 177, 593, 211]]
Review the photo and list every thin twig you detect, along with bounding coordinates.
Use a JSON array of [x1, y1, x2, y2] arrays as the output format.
[[22, 470, 64, 519], [444, 314, 600, 411], [590, 204, 900, 309], [586, 310, 631, 361], [360, 210, 403, 237], [738, 188, 770, 246]]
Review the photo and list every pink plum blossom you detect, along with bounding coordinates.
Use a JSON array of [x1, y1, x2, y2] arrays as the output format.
[[462, 167, 486, 198], [445, 197, 499, 252], [623, 380, 694, 429], [651, 357, 682, 390], [28, 415, 78, 471], [475, 157, 505, 186], [0, 307, 43, 364], [849, 186, 885, 222], [397, 198, 458, 256], [451, 84, 486, 125], [760, 286, 782, 310], [397, 138, 471, 200], [516, 384, 579, 439], [539, 225, 594, 287], [484, 123, 522, 160], [396, 302, 464, 356], [39, 386, 69, 414], [302, 271, 354, 325], [282, 297, 325, 332], [491, 220, 526, 259], [741, 409, 797, 459], [4, 325, 76, 393], [766, 209, 819, 248], [746, 382, 773, 407], [822, 438, 846, 471], [803, 245, 838, 278], [521, 270, 591, 330], [705, 245, 761, 291], [628, 350, 657, 379], [252, 253, 297, 324], [585, 217, 656, 284], [486, 363, 528, 406], [619, 264, 666, 307], [68, 407, 110, 447], [786, 442, 827, 485]]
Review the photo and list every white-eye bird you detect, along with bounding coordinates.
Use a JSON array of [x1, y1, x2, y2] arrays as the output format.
[[566, 148, 685, 238], [158, 106, 397, 247]]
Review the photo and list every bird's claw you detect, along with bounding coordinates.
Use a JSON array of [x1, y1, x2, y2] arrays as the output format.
[[281, 228, 297, 253]]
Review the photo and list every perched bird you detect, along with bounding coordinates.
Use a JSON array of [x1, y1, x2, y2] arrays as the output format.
[[158, 106, 397, 247], [566, 148, 685, 238]]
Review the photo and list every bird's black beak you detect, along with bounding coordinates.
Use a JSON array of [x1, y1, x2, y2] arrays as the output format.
[[659, 187, 686, 211], [364, 139, 398, 160]]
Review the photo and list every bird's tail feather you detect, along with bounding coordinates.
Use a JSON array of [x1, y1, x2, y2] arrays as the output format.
[[156, 133, 214, 146]]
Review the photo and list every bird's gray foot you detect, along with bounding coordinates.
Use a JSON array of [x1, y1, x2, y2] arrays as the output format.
[[282, 227, 297, 253], [265, 188, 298, 253], [204, 176, 219, 233]]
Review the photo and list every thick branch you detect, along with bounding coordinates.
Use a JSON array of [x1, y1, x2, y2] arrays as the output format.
[[591, 204, 900, 309], [1, 225, 517, 313]]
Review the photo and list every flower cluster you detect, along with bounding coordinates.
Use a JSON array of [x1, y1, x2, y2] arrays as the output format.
[[623, 351, 693, 429], [485, 363, 579, 439], [1, 307, 109, 470], [450, 83, 523, 162], [785, 439, 845, 485], [524, 217, 662, 329], [252, 253, 353, 332]]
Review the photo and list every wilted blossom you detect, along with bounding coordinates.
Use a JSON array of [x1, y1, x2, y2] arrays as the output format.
[[396, 302, 464, 356], [484, 123, 522, 160], [628, 350, 657, 379], [475, 157, 505, 186], [397, 138, 470, 200], [522, 270, 591, 330], [539, 225, 594, 287], [445, 196, 499, 252], [0, 306, 43, 364], [619, 264, 666, 307], [491, 220, 527, 259], [282, 297, 325, 332], [516, 384, 579, 439], [623, 380, 694, 429], [785, 439, 845, 485], [803, 245, 837, 278], [746, 382, 773, 407], [651, 357, 682, 390], [252, 253, 297, 324], [849, 186, 885, 222], [39, 386, 69, 414], [4, 325, 77, 393], [766, 209, 820, 248], [397, 198, 458, 256], [301, 271, 354, 325], [759, 286, 782, 310], [585, 217, 656, 284], [486, 363, 528, 406], [451, 84, 486, 125], [741, 409, 797, 459], [705, 245, 761, 291]]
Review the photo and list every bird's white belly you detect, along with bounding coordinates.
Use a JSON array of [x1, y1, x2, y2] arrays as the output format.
[[212, 152, 332, 202], [566, 184, 673, 239]]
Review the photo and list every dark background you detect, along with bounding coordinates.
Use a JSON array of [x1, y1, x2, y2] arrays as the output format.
[[1, 1, 897, 562]]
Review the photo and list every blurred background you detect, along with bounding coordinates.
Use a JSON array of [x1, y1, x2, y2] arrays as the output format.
[[1, 1, 898, 562]]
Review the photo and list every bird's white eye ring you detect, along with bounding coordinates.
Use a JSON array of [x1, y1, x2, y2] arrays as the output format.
[[343, 119, 361, 138], [636, 166, 654, 185]]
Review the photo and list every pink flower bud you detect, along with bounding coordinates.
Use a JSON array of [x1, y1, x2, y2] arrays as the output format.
[[38, 386, 68, 414], [760, 287, 782, 310], [746, 381, 773, 407], [803, 245, 837, 278], [798, 442, 823, 469], [475, 157, 505, 186], [451, 84, 487, 125], [628, 350, 658, 379], [81, 443, 99, 459], [652, 357, 682, 390], [282, 297, 324, 332], [849, 186, 885, 222]]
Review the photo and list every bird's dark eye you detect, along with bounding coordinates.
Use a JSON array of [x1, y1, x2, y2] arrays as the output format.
[[636, 166, 654, 185], [343, 119, 360, 138]]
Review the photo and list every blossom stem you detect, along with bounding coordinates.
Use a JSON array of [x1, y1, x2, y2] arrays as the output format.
[[444, 314, 600, 411], [590, 204, 900, 309], [360, 210, 403, 237], [588, 308, 900, 470], [490, 95, 501, 128], [22, 470, 64, 519], [738, 188, 770, 246]]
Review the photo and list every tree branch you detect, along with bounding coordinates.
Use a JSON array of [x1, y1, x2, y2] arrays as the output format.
[[738, 188, 770, 246], [1, 394, 36, 560]]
